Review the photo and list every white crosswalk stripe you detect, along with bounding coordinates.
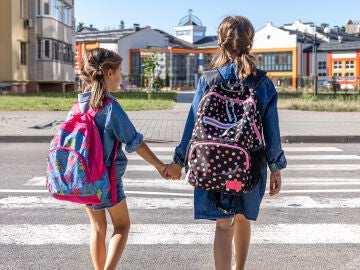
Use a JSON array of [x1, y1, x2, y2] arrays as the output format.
[[1, 145, 360, 247], [1, 223, 360, 245], [2, 195, 360, 210]]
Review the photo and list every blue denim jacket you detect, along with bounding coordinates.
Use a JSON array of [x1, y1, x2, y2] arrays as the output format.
[[173, 63, 287, 172], [67, 92, 143, 175]]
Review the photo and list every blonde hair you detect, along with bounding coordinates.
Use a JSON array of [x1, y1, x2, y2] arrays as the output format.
[[210, 16, 256, 79], [80, 48, 122, 109]]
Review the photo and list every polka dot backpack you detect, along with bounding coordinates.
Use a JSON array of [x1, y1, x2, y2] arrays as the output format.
[[185, 68, 267, 196]]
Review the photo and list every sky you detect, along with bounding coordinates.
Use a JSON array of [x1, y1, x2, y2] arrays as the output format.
[[75, 0, 359, 36]]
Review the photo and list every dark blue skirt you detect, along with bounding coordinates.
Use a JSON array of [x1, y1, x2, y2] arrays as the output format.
[[193, 168, 267, 221]]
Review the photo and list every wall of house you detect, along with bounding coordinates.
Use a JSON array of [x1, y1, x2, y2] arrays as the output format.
[[118, 28, 168, 75], [253, 22, 298, 88], [0, 0, 29, 82], [0, 1, 13, 81]]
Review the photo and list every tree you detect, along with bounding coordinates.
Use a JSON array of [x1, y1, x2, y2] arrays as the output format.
[[76, 22, 85, 32], [142, 50, 163, 101], [119, 20, 125, 30]]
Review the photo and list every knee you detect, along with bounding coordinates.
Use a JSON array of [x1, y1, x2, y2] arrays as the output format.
[[91, 220, 107, 238], [113, 220, 130, 235], [216, 219, 235, 234], [234, 214, 250, 224]]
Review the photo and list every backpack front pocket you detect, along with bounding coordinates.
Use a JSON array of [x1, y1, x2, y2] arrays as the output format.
[[186, 142, 250, 194]]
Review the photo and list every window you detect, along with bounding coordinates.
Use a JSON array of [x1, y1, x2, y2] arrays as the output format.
[[39, 0, 73, 25], [20, 0, 26, 18], [176, 30, 191, 36], [37, 0, 41, 15], [51, 0, 62, 21], [254, 52, 292, 72], [194, 31, 204, 37], [38, 38, 72, 63], [20, 42, 27, 65], [37, 39, 42, 58], [333, 61, 342, 69], [345, 61, 354, 69], [44, 40, 50, 58], [63, 4, 72, 26], [44, 0, 50, 15], [66, 45, 71, 62], [318, 61, 326, 70]]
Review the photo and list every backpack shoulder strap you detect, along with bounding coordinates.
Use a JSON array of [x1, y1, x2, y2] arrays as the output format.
[[87, 98, 117, 117], [244, 68, 267, 89], [254, 68, 267, 88], [72, 102, 80, 115], [203, 69, 224, 86]]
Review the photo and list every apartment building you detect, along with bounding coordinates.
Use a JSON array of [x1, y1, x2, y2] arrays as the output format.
[[0, 0, 75, 93], [75, 10, 360, 91]]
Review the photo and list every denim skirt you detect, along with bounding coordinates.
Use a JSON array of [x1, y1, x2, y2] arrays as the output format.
[[87, 165, 127, 211], [193, 168, 267, 221]]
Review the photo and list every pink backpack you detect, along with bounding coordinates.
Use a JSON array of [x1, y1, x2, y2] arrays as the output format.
[[46, 99, 118, 205]]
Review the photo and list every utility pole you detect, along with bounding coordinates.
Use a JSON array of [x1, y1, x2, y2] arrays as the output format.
[[313, 33, 318, 96]]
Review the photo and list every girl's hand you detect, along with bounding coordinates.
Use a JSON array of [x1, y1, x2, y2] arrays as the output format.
[[269, 171, 282, 196], [155, 163, 167, 179], [164, 162, 182, 180]]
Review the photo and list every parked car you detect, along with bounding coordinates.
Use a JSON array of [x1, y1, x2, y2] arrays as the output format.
[[319, 80, 341, 91]]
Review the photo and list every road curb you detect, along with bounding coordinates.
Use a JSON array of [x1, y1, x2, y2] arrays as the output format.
[[0, 136, 53, 143], [281, 135, 360, 144]]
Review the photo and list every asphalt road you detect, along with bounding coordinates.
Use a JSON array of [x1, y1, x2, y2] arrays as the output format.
[[0, 142, 360, 270]]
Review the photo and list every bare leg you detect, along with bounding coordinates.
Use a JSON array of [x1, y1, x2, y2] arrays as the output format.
[[104, 199, 130, 270], [214, 218, 235, 270], [85, 206, 107, 270], [233, 214, 251, 270]]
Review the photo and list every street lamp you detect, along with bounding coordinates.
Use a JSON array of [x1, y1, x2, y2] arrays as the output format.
[[309, 27, 330, 96], [303, 27, 320, 96], [313, 33, 318, 96]]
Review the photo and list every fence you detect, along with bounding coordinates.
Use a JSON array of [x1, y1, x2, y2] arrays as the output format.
[[275, 76, 360, 92]]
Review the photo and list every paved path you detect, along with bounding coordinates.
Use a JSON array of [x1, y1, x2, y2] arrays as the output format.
[[0, 91, 360, 143]]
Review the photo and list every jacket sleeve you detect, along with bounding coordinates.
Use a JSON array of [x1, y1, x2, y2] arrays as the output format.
[[173, 76, 207, 167], [261, 78, 287, 172], [108, 102, 143, 153]]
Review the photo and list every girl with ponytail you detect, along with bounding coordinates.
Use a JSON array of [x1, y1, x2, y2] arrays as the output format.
[[75, 48, 167, 269], [167, 16, 287, 269]]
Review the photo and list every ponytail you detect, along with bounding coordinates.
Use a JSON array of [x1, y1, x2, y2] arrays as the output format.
[[80, 48, 122, 109], [210, 16, 257, 79]]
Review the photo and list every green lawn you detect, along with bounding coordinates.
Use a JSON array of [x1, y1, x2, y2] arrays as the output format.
[[277, 91, 360, 112], [0, 91, 177, 111], [0, 90, 359, 112]]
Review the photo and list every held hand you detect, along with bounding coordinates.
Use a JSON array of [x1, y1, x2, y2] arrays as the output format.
[[269, 171, 282, 196], [164, 162, 182, 180], [155, 163, 167, 179]]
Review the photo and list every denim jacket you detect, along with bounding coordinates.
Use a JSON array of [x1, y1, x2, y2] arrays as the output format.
[[67, 91, 143, 174], [173, 63, 287, 172]]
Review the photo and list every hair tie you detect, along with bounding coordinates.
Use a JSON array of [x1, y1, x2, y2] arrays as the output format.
[[90, 49, 104, 77], [96, 65, 103, 76]]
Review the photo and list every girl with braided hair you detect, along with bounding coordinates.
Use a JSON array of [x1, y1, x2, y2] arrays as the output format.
[[74, 48, 167, 269]]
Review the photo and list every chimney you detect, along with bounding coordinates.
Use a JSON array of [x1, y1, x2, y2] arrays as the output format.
[[133, 23, 140, 31]]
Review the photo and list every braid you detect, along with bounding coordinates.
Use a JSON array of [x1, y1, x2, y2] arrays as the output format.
[[210, 16, 257, 79], [80, 48, 122, 109]]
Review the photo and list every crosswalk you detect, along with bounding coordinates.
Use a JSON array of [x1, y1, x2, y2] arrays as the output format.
[[1, 145, 360, 247]]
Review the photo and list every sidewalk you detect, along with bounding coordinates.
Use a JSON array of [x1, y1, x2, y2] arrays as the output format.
[[0, 92, 360, 143]]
